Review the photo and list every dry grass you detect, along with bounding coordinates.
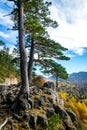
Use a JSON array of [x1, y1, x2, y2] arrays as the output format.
[[25, 107, 46, 116], [32, 75, 46, 87]]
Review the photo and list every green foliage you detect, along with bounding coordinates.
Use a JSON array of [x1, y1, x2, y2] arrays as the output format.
[[0, 45, 19, 83], [44, 114, 61, 130], [10, 0, 70, 84], [41, 59, 68, 87]]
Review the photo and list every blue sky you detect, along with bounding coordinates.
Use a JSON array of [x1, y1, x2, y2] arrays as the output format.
[[0, 0, 87, 74]]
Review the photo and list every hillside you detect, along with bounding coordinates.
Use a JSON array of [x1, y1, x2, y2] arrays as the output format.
[[0, 83, 77, 130], [49, 71, 87, 87], [68, 72, 87, 87]]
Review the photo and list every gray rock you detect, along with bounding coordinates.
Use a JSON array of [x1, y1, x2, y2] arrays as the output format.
[[28, 98, 34, 108], [29, 114, 37, 129], [53, 104, 77, 130], [13, 114, 22, 121], [37, 115, 48, 127], [66, 109, 78, 128], [66, 109, 77, 122], [45, 107, 55, 117], [51, 90, 58, 104], [23, 113, 30, 124], [44, 82, 55, 90], [59, 98, 64, 107], [38, 96, 45, 106]]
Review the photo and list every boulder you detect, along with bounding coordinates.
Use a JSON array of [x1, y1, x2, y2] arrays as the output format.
[[65, 109, 77, 122], [37, 115, 48, 127], [53, 104, 77, 130], [51, 90, 58, 104], [45, 107, 55, 117], [44, 82, 55, 90], [29, 114, 37, 129], [65, 109, 78, 128], [38, 96, 46, 106]]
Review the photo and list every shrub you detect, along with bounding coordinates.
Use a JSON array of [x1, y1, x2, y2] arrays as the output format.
[[32, 75, 46, 87], [44, 114, 62, 130]]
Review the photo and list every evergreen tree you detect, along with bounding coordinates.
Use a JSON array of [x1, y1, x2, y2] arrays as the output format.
[[9, 0, 58, 84], [7, 0, 69, 90], [9, 0, 70, 85], [8, 0, 30, 97], [0, 44, 18, 83], [23, 0, 69, 84], [41, 59, 68, 88]]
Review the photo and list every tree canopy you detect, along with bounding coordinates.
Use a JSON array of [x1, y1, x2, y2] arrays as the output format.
[[0, 44, 18, 83], [10, 0, 70, 85], [41, 59, 68, 87]]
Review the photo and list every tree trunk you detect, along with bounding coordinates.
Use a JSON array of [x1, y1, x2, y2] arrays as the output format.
[[56, 77, 58, 89], [18, 0, 29, 97], [28, 37, 35, 85]]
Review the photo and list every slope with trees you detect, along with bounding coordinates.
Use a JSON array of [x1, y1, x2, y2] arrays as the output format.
[[0, 41, 18, 83], [6, 0, 70, 111], [0, 1, 81, 130], [11, 0, 70, 85]]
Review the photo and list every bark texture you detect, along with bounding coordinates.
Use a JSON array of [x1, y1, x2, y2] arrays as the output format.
[[28, 37, 35, 85], [18, 0, 29, 97]]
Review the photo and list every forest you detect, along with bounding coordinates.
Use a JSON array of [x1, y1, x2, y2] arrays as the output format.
[[0, 0, 87, 130]]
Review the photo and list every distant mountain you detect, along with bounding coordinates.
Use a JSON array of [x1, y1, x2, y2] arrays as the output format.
[[48, 76, 66, 82], [68, 72, 87, 87]]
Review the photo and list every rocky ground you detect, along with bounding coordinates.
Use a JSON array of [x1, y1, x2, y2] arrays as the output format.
[[0, 82, 78, 130]]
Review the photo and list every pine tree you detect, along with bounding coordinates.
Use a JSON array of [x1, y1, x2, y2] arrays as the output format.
[[41, 59, 68, 88], [8, 0, 30, 97], [0, 44, 18, 83], [9, 0, 70, 85]]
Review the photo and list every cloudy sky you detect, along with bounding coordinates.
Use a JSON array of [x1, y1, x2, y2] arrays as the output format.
[[0, 0, 87, 74]]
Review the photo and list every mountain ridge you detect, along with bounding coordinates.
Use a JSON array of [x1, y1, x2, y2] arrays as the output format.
[[48, 71, 87, 87], [68, 71, 87, 87]]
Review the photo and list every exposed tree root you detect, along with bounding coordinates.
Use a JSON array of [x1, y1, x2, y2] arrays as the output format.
[[0, 118, 13, 130]]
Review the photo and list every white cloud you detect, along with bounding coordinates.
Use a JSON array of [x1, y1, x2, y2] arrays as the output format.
[[0, 31, 9, 38], [1, 0, 87, 56], [7, 31, 18, 44], [63, 51, 75, 58], [0, 4, 17, 45], [73, 47, 86, 56], [48, 0, 87, 55], [0, 9, 13, 27]]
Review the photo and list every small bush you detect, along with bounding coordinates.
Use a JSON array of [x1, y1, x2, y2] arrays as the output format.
[[32, 75, 46, 87], [44, 114, 61, 130]]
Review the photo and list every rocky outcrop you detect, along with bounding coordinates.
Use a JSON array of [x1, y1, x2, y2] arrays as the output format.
[[65, 109, 78, 128], [54, 104, 77, 130], [0, 82, 78, 130], [0, 78, 18, 86]]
